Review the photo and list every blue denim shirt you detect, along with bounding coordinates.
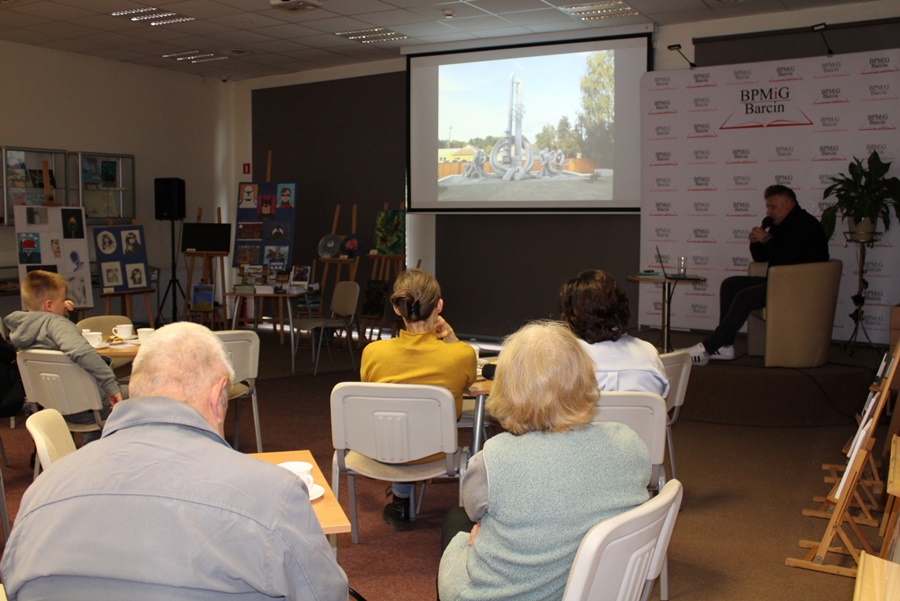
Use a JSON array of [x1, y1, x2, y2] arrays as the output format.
[[1, 397, 348, 601]]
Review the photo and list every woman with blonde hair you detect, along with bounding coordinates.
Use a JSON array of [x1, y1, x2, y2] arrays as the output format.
[[438, 320, 650, 601], [361, 268, 477, 531]]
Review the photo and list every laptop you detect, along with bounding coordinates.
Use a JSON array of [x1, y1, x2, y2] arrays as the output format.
[[656, 246, 692, 280]]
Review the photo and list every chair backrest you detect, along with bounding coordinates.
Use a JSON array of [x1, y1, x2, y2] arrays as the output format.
[[16, 350, 104, 416], [214, 330, 260, 383], [562, 479, 683, 601], [593, 391, 668, 491], [26, 408, 77, 471], [658, 351, 692, 416], [331, 382, 458, 470], [76, 315, 132, 338], [330, 281, 360, 318]]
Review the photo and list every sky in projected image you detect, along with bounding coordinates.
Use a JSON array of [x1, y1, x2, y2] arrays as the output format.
[[438, 51, 601, 144]]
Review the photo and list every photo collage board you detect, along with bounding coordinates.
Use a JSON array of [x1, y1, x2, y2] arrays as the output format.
[[233, 182, 296, 273], [92, 225, 150, 293], [13, 205, 94, 308]]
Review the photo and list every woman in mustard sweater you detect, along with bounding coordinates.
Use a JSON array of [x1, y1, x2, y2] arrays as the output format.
[[360, 268, 477, 531]]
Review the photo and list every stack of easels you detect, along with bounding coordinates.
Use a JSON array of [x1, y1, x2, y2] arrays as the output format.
[[786, 343, 900, 577]]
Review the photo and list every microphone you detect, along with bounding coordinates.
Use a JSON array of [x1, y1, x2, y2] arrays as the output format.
[[761, 216, 774, 230]]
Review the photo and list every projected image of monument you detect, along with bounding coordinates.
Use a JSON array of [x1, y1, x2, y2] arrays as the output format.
[[437, 51, 615, 203]]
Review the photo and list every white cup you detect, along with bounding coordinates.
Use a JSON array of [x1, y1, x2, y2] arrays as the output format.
[[81, 329, 91, 337], [84, 332, 103, 347], [278, 461, 315, 490], [112, 324, 134, 339], [137, 328, 154, 343]]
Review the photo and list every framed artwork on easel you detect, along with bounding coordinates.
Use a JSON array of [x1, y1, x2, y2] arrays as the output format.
[[232, 182, 296, 273]]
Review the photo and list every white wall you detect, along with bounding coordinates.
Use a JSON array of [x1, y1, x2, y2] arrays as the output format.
[[0, 40, 232, 322]]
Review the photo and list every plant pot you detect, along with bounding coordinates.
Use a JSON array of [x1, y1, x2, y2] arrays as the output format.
[[847, 217, 876, 242]]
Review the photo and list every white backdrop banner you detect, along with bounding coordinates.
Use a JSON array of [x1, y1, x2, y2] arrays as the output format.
[[639, 49, 899, 345]]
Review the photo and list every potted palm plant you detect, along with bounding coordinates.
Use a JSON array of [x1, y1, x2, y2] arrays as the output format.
[[820, 150, 900, 241]]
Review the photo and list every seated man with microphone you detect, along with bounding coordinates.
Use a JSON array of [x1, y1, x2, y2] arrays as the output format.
[[685, 184, 829, 366]]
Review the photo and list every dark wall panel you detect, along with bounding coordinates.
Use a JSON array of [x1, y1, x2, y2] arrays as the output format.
[[252, 72, 408, 278], [436, 214, 641, 340]]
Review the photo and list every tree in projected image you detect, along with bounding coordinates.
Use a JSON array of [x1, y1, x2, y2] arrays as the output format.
[[579, 51, 615, 170]]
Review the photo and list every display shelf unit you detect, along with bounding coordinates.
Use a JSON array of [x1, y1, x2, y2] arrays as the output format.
[[68, 152, 135, 224], [2, 146, 69, 225]]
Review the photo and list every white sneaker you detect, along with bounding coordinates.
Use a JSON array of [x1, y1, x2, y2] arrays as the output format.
[[709, 345, 735, 361], [684, 342, 709, 367]]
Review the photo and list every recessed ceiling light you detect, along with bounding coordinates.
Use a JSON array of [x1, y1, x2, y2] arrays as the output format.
[[111, 7, 158, 16], [191, 56, 229, 64], [335, 27, 407, 44], [151, 17, 196, 26], [132, 12, 175, 21], [162, 50, 202, 58], [561, 1, 638, 20]]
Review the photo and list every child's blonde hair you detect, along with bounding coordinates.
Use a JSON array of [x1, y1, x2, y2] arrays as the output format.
[[21, 270, 67, 312]]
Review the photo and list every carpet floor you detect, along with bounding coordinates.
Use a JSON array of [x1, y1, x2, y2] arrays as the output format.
[[0, 328, 893, 600]]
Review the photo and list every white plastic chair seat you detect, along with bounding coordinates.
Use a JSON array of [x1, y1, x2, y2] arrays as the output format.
[[344, 450, 460, 482]]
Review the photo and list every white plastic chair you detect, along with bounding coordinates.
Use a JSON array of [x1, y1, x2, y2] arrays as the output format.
[[16, 350, 106, 479], [659, 351, 692, 481], [295, 281, 360, 375], [330, 382, 463, 543], [592, 391, 672, 599], [25, 408, 77, 475], [214, 330, 262, 453], [562, 479, 683, 601]]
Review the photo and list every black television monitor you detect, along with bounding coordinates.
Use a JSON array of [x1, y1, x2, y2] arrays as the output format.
[[181, 223, 232, 253]]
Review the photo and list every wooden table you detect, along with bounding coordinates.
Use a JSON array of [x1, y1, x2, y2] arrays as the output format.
[[226, 291, 307, 373], [250, 450, 350, 552], [853, 551, 900, 601], [96, 340, 141, 359], [627, 273, 706, 352]]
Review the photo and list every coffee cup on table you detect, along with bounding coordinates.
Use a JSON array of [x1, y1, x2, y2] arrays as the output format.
[[112, 324, 134, 339], [278, 461, 315, 491], [84, 332, 103, 347], [137, 328, 154, 343]]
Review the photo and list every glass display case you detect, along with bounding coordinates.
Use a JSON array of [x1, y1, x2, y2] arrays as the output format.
[[68, 152, 135, 224], [2, 147, 69, 225]]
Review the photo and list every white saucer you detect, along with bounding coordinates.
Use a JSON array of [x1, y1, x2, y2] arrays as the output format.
[[118, 335, 138, 341], [308, 484, 325, 501], [91, 342, 110, 349]]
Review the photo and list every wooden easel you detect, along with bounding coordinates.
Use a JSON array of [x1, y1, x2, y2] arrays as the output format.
[[786, 343, 900, 577], [182, 208, 228, 329], [314, 204, 360, 310]]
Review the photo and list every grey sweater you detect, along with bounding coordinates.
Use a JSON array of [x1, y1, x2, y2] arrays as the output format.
[[4, 311, 120, 399]]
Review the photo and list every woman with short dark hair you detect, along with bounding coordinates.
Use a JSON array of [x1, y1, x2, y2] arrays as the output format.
[[560, 269, 668, 396]]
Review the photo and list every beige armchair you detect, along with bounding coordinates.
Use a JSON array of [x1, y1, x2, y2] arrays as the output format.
[[747, 260, 842, 368]]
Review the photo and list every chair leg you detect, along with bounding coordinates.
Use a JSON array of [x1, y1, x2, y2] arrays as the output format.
[[666, 425, 677, 481], [232, 397, 242, 450], [251, 390, 262, 454], [0, 469, 9, 542], [0, 430, 7, 467], [348, 473, 360, 544], [313, 327, 326, 376]]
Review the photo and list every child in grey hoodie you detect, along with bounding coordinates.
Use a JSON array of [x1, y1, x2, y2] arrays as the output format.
[[5, 270, 122, 443]]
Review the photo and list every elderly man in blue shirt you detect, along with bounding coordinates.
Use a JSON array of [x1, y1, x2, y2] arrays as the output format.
[[1, 322, 348, 601]]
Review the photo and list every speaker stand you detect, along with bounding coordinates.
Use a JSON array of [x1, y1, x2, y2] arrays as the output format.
[[157, 219, 185, 327]]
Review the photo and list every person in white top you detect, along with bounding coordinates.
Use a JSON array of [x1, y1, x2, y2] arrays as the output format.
[[560, 269, 669, 397]]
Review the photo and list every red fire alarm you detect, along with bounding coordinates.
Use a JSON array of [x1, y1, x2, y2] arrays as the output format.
[[242, 163, 250, 174]]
